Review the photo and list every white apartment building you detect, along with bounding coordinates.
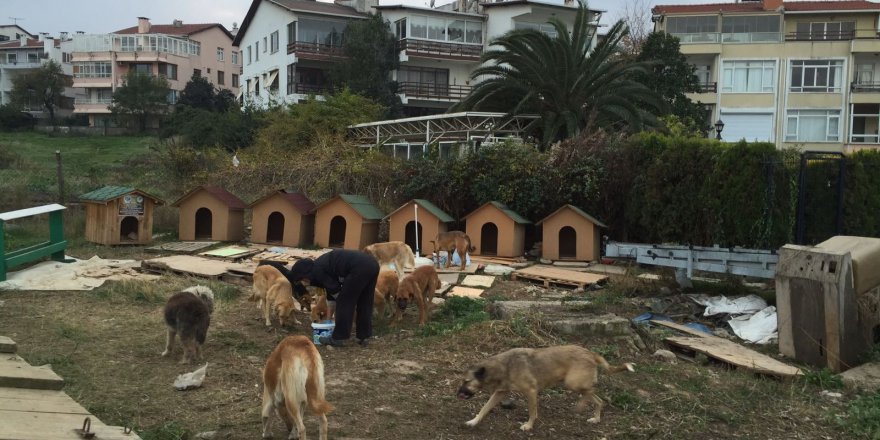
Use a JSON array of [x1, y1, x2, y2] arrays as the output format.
[[0, 33, 77, 117], [234, 0, 601, 116]]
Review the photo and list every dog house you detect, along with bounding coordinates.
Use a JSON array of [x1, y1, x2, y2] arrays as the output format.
[[172, 186, 246, 242], [776, 236, 880, 372], [80, 186, 164, 245], [537, 204, 606, 261], [464, 201, 531, 258], [314, 194, 384, 250], [386, 199, 454, 256], [249, 190, 316, 247]]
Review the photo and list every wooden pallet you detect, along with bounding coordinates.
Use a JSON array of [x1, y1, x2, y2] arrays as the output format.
[[251, 251, 299, 263], [511, 265, 608, 289], [145, 241, 218, 254]]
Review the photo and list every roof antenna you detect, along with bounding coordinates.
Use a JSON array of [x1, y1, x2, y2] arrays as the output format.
[[8, 17, 24, 25]]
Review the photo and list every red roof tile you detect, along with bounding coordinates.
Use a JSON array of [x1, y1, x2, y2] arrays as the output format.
[[115, 23, 229, 38], [653, 1, 880, 15], [0, 39, 44, 49]]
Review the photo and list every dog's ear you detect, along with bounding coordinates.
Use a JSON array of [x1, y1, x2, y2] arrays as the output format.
[[474, 366, 486, 380]]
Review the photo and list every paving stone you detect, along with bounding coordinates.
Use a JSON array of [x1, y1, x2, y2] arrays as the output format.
[[0, 337, 15, 354], [840, 362, 880, 391]]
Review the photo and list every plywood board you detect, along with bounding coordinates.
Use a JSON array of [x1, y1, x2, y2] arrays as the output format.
[[407, 263, 479, 274], [0, 337, 15, 354], [145, 241, 218, 253], [461, 275, 495, 288], [0, 409, 138, 440], [638, 273, 662, 280], [512, 265, 607, 288], [650, 320, 714, 338], [448, 286, 484, 298], [141, 255, 254, 278], [665, 336, 802, 377], [0, 355, 64, 390], [251, 251, 299, 263], [200, 245, 258, 259], [438, 273, 461, 286], [584, 264, 629, 276]]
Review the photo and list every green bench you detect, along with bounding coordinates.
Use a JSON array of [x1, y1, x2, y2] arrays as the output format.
[[0, 204, 73, 282]]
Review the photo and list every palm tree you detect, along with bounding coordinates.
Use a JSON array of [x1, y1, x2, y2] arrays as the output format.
[[455, 1, 663, 146]]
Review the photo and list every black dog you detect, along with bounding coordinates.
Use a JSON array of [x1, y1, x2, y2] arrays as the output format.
[[257, 260, 311, 311]]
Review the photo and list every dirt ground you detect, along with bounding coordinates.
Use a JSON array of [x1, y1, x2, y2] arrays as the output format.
[[0, 270, 859, 440]]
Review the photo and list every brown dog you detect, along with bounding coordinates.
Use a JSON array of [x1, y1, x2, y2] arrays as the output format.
[[392, 265, 441, 326], [310, 287, 333, 323], [373, 270, 399, 321], [431, 231, 475, 271], [251, 265, 300, 327], [457, 345, 635, 431], [363, 241, 415, 279], [162, 286, 215, 364], [262, 335, 333, 440]]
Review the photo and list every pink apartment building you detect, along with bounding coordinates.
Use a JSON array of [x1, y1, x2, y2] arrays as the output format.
[[71, 17, 240, 127]]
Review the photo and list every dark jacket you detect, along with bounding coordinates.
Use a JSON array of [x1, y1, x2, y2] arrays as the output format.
[[290, 250, 376, 296]]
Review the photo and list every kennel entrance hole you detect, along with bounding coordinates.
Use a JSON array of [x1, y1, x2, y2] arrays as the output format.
[[266, 211, 285, 243], [481, 222, 498, 256], [559, 226, 577, 259], [120, 216, 139, 242], [195, 207, 213, 240], [329, 215, 346, 247], [404, 221, 423, 254]]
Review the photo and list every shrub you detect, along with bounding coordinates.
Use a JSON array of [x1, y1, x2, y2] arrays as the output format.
[[420, 297, 489, 336], [834, 391, 880, 438], [0, 104, 35, 131]]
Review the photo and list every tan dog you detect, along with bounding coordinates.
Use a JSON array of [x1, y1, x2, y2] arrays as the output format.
[[362, 241, 415, 279], [162, 286, 214, 364], [262, 335, 333, 440], [373, 270, 399, 321], [392, 265, 441, 326], [431, 231, 475, 271], [457, 345, 635, 432], [251, 265, 300, 327], [310, 287, 333, 323]]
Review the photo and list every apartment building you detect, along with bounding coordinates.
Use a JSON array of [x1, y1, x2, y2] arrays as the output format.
[[0, 33, 76, 116], [234, 0, 600, 115], [0, 25, 35, 42], [70, 18, 239, 127], [653, 0, 880, 152]]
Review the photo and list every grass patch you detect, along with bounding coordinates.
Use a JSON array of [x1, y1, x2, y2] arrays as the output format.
[[834, 391, 880, 439], [610, 390, 642, 411], [801, 368, 844, 390], [138, 421, 190, 440], [92, 279, 169, 304], [420, 297, 489, 337], [207, 282, 241, 302]]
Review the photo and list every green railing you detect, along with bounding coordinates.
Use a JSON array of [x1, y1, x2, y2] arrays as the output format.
[[0, 204, 72, 282]]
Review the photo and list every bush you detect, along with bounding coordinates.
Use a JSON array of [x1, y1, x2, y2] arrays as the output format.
[[420, 296, 489, 336], [834, 392, 880, 438], [163, 106, 263, 151], [0, 104, 35, 131]]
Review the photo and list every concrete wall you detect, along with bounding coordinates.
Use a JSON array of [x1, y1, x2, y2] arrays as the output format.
[[540, 208, 600, 261], [177, 191, 244, 242], [251, 193, 313, 247], [464, 204, 524, 258]]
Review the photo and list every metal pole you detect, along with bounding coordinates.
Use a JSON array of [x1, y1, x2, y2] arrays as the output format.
[[414, 203, 420, 256], [55, 150, 64, 205], [795, 153, 808, 244]]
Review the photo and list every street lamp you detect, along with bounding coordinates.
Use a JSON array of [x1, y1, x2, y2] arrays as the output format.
[[714, 119, 725, 140]]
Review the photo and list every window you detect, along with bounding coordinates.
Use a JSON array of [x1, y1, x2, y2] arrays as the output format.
[[120, 35, 137, 52], [398, 66, 449, 96], [0, 35, 8, 41], [288, 21, 297, 44], [795, 21, 855, 40], [721, 60, 775, 92], [255, 41, 259, 61], [7, 53, 16, 63], [28, 52, 39, 63], [407, 15, 482, 44], [247, 46, 252, 64], [785, 110, 840, 142], [514, 22, 557, 38], [72, 62, 112, 78], [427, 17, 445, 40], [465, 21, 482, 43], [298, 18, 346, 46], [287, 63, 295, 95], [395, 19, 407, 39], [231, 51, 238, 65], [232, 73, 239, 88], [851, 104, 880, 143], [158, 63, 178, 80], [667, 16, 718, 34], [132, 63, 152, 74], [218, 70, 225, 85], [790, 60, 842, 93], [193, 68, 201, 78], [263, 36, 267, 52], [447, 20, 465, 43], [721, 15, 781, 42], [270, 31, 279, 53], [62, 52, 71, 63], [167, 90, 178, 105], [856, 64, 875, 86], [217, 47, 224, 61], [411, 15, 427, 38]]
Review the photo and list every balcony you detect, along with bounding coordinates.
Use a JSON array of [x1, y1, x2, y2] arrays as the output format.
[[721, 32, 782, 43], [293, 83, 332, 95], [73, 101, 112, 114], [697, 82, 717, 93], [851, 82, 880, 93], [287, 42, 346, 61], [74, 97, 112, 105], [785, 31, 855, 41], [0, 60, 42, 69], [399, 39, 482, 62], [672, 33, 720, 44], [398, 82, 472, 101]]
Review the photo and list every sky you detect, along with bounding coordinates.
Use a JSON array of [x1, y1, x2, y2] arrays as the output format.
[[2, 0, 714, 36]]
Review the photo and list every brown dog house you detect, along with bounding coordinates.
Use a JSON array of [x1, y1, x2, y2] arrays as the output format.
[[314, 194, 384, 249], [249, 190, 316, 247], [464, 201, 531, 258], [172, 186, 246, 241], [386, 199, 454, 256], [537, 204, 606, 261], [80, 186, 164, 245]]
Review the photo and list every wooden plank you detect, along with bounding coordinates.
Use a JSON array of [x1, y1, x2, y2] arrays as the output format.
[[405, 263, 479, 274], [461, 275, 495, 288], [0, 204, 65, 221], [0, 355, 64, 390], [145, 241, 218, 253], [0, 388, 90, 414], [141, 255, 254, 278], [664, 336, 803, 377], [514, 265, 608, 285], [649, 320, 714, 338], [448, 286, 484, 298], [583, 264, 629, 276], [0, 409, 139, 440], [0, 338, 15, 354]]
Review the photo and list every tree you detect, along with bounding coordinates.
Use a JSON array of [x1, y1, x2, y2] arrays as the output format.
[[635, 32, 707, 133], [110, 71, 170, 132], [331, 13, 401, 117], [9, 60, 71, 124], [617, 0, 652, 56], [454, 2, 663, 146], [177, 74, 217, 111]]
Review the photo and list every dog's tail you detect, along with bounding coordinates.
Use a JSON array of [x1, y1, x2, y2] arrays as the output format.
[[183, 285, 215, 314], [306, 347, 334, 415], [593, 353, 635, 375], [465, 235, 476, 253], [404, 244, 416, 268]]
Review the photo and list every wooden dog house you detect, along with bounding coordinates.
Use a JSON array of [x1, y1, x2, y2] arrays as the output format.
[[249, 190, 316, 247], [537, 204, 606, 261], [80, 186, 164, 245], [464, 201, 531, 258], [314, 194, 384, 249], [172, 186, 246, 242], [386, 199, 454, 256]]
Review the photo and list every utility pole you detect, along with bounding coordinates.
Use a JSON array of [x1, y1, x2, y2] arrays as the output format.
[[55, 150, 65, 205]]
